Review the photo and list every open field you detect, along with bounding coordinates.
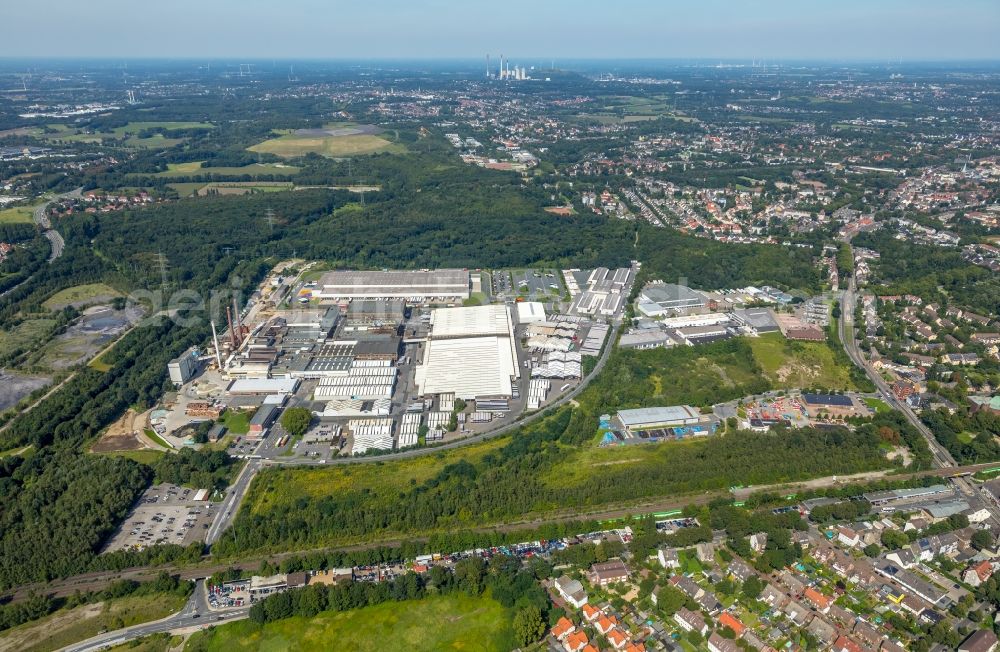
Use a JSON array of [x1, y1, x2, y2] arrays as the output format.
[[248, 437, 505, 516], [0, 318, 57, 357], [0, 370, 50, 412], [183, 593, 513, 652], [749, 332, 855, 390], [222, 411, 251, 434], [0, 205, 36, 224], [108, 633, 179, 652], [42, 122, 213, 149], [153, 162, 301, 179], [864, 397, 891, 414], [248, 124, 405, 158], [43, 283, 121, 310], [0, 593, 187, 652]]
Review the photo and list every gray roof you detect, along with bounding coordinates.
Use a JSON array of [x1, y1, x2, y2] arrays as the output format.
[[617, 406, 700, 426]]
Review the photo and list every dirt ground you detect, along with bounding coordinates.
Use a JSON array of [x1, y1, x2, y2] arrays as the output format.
[[0, 370, 51, 411], [91, 408, 155, 453]]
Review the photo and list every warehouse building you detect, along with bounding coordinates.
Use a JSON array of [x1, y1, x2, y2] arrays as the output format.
[[516, 301, 546, 324], [414, 304, 520, 399], [314, 269, 470, 302], [614, 406, 719, 440], [636, 283, 707, 317], [227, 378, 300, 396]]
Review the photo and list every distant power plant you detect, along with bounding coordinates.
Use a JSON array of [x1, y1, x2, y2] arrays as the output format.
[[486, 54, 529, 81]]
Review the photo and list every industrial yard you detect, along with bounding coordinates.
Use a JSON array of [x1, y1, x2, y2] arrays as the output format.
[[153, 263, 636, 460]]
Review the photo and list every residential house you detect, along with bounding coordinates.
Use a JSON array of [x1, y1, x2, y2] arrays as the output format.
[[696, 590, 723, 614], [658, 548, 680, 570], [555, 575, 589, 608], [806, 617, 837, 646], [837, 525, 861, 547], [779, 570, 807, 595], [760, 583, 789, 608], [803, 587, 831, 613], [887, 546, 918, 569], [596, 615, 618, 635], [729, 560, 754, 583], [708, 632, 741, 652], [564, 630, 590, 652], [834, 635, 864, 652], [674, 607, 709, 636], [669, 575, 704, 600], [783, 599, 812, 627], [718, 612, 746, 637], [853, 620, 882, 649], [959, 630, 999, 652], [582, 603, 601, 623], [964, 560, 994, 588], [750, 532, 768, 553], [696, 542, 716, 563], [607, 628, 629, 650], [881, 640, 907, 652], [552, 616, 575, 641]]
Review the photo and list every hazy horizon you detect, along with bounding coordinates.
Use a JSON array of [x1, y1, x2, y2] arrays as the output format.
[[3, 0, 998, 61]]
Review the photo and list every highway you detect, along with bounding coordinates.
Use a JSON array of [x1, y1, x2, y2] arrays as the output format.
[[61, 580, 249, 652], [32, 187, 79, 262]]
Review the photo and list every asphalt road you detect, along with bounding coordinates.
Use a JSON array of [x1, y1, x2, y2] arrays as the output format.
[[837, 249, 956, 469], [61, 581, 249, 652], [32, 187, 80, 262]]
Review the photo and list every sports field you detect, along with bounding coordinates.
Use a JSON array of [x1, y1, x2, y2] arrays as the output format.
[[248, 124, 405, 158], [183, 593, 513, 652]]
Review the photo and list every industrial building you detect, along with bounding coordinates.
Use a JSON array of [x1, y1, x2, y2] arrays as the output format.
[[636, 283, 707, 317], [516, 301, 546, 324], [168, 347, 200, 385], [314, 269, 470, 302], [614, 406, 719, 440], [567, 267, 631, 317], [227, 378, 300, 396], [414, 304, 520, 399]]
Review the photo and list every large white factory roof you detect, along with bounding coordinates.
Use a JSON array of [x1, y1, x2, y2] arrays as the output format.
[[316, 269, 470, 300], [415, 336, 517, 399], [227, 378, 300, 395], [429, 304, 513, 339], [616, 406, 702, 427], [516, 301, 546, 324]]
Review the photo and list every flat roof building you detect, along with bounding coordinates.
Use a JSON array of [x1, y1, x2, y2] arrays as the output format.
[[637, 283, 707, 317], [414, 304, 519, 400], [616, 406, 710, 433], [168, 347, 200, 385], [315, 269, 469, 302]]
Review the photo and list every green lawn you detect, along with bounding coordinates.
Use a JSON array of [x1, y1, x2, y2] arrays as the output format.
[[152, 162, 300, 178], [0, 318, 57, 355], [0, 593, 187, 652], [145, 429, 173, 449], [749, 332, 855, 390], [248, 125, 405, 159], [864, 397, 891, 414], [0, 205, 36, 224], [184, 593, 513, 652], [223, 411, 251, 435]]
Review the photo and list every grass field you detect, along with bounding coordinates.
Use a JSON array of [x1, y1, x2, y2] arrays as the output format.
[[0, 593, 187, 652], [864, 397, 891, 414], [749, 332, 855, 390], [107, 633, 179, 652], [43, 121, 213, 149], [145, 429, 173, 450], [0, 318, 57, 355], [248, 125, 405, 159], [222, 411, 251, 435], [0, 205, 35, 224], [153, 162, 300, 178], [183, 593, 513, 652], [248, 438, 505, 517], [42, 282, 121, 310]]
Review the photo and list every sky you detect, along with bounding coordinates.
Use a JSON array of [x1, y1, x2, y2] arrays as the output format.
[[3, 0, 999, 61]]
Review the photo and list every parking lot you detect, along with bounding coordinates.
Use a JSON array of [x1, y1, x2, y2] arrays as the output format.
[[510, 269, 562, 300], [102, 483, 216, 552]]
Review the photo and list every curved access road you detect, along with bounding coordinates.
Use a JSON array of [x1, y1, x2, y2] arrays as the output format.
[[32, 187, 80, 262]]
